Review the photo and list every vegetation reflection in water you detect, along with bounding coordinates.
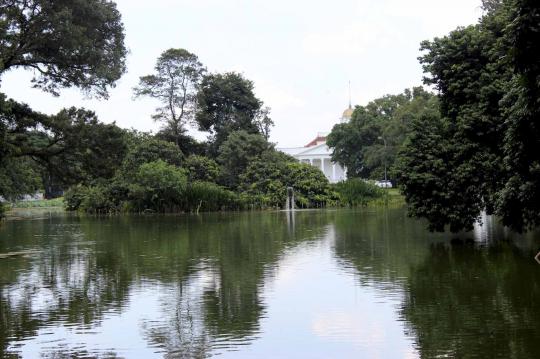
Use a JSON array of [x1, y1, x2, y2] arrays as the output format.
[[0, 209, 539, 358]]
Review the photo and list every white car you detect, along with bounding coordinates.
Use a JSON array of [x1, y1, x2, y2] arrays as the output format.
[[375, 180, 392, 188]]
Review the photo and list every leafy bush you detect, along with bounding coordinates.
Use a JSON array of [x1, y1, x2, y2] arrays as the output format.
[[240, 152, 336, 208], [286, 162, 336, 208], [217, 130, 271, 188], [184, 181, 239, 212], [80, 186, 116, 214], [129, 160, 188, 212], [121, 136, 183, 177], [64, 185, 90, 211], [333, 178, 383, 207], [0, 157, 41, 202], [237, 192, 276, 210], [65, 184, 120, 213], [185, 155, 221, 182]]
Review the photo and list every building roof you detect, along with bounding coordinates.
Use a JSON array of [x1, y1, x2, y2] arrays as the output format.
[[278, 147, 307, 156], [305, 135, 326, 147], [279, 143, 331, 157], [342, 106, 354, 119]]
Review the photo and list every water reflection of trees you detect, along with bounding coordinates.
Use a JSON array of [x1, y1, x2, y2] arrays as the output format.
[[132, 212, 332, 356], [0, 217, 133, 357], [333, 208, 540, 359], [332, 208, 445, 287], [0, 211, 332, 357], [401, 242, 540, 359]]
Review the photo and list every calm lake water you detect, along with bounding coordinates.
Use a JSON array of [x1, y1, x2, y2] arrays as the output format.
[[1, 208, 539, 358]]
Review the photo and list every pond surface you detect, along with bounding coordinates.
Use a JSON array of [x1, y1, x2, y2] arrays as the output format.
[[1, 208, 539, 358]]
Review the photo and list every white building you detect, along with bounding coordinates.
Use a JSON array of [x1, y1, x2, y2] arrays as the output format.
[[279, 106, 353, 183]]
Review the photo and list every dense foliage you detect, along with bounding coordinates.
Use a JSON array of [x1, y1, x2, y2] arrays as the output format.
[[0, 0, 128, 212], [327, 87, 438, 181], [240, 151, 338, 208], [333, 179, 383, 207], [0, 0, 127, 98], [0, 94, 127, 199], [196, 72, 273, 155], [63, 136, 338, 213], [120, 135, 183, 177], [399, 0, 540, 232], [496, 0, 540, 231], [129, 160, 188, 212], [217, 130, 271, 188], [185, 155, 221, 183]]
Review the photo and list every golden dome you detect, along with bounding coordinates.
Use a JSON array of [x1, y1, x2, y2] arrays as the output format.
[[342, 106, 354, 119]]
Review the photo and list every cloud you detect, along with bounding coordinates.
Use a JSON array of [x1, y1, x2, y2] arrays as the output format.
[[302, 22, 390, 57], [256, 82, 306, 109]]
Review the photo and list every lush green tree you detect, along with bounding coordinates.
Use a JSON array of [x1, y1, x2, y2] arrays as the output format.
[[155, 128, 207, 156], [327, 87, 437, 181], [46, 108, 128, 185], [129, 160, 188, 212], [398, 0, 540, 232], [496, 0, 540, 231], [397, 112, 484, 232], [286, 162, 335, 208], [185, 155, 220, 183], [0, 95, 44, 201], [217, 130, 271, 188], [0, 0, 127, 97], [0, 0, 128, 207], [239, 151, 293, 207], [133, 49, 205, 147], [121, 134, 183, 177], [326, 114, 367, 178], [0, 95, 127, 193], [196, 72, 273, 154], [0, 157, 41, 201], [399, 16, 510, 231]]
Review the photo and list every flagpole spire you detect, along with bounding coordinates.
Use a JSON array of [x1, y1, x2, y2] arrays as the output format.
[[348, 80, 352, 109]]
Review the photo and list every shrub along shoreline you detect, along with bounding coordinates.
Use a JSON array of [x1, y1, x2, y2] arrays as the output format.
[[63, 171, 399, 215], [1, 179, 401, 218]]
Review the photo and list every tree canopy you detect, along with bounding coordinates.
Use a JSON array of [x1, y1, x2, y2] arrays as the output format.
[[217, 130, 272, 188], [0, 0, 127, 98], [0, 94, 127, 194], [398, 0, 540, 232], [0, 0, 128, 207], [327, 87, 438, 181], [240, 150, 336, 208], [196, 72, 273, 154], [133, 48, 205, 148]]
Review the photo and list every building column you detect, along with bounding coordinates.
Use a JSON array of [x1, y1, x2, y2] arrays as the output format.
[[309, 158, 313, 166], [320, 158, 325, 173], [332, 164, 336, 182]]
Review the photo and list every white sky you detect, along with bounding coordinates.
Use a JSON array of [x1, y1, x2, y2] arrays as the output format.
[[1, 0, 483, 147]]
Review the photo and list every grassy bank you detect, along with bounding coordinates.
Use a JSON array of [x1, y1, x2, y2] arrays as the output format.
[[11, 198, 64, 209], [368, 188, 406, 207]]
